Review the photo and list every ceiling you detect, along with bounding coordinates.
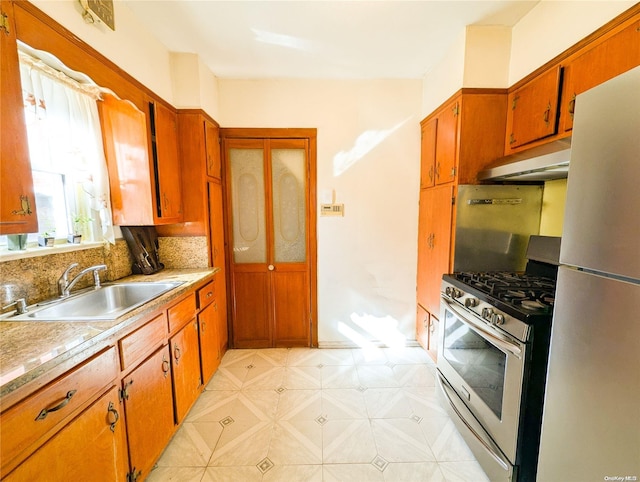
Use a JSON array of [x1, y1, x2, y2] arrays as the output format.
[[123, 1, 539, 79]]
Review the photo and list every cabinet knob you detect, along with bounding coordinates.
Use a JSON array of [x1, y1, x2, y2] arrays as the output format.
[[107, 401, 119, 432], [162, 355, 170, 377], [268, 264, 275, 271]]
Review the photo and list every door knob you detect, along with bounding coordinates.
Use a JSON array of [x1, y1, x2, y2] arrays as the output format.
[[268, 264, 275, 271]]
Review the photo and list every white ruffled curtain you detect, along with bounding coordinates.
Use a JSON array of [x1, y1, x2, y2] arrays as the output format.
[[18, 51, 115, 244]]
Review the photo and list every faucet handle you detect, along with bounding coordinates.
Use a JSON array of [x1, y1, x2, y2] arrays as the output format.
[[2, 298, 27, 315]]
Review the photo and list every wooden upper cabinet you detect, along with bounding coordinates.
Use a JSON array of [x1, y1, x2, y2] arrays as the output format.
[[205, 120, 221, 180], [0, 1, 38, 234], [420, 118, 437, 189], [99, 94, 183, 226], [560, 15, 640, 133], [434, 99, 460, 185], [506, 65, 562, 151], [150, 100, 183, 224]]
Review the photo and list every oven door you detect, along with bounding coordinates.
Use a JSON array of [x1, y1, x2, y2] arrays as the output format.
[[437, 295, 527, 464]]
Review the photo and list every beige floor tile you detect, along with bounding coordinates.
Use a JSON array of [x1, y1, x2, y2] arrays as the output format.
[[383, 462, 445, 482], [204, 366, 246, 390], [321, 364, 360, 389], [323, 418, 377, 463], [282, 365, 322, 389], [420, 417, 476, 462], [276, 388, 322, 420], [262, 464, 323, 482], [393, 364, 437, 387], [252, 348, 289, 366], [145, 466, 206, 482], [155, 422, 222, 467], [403, 386, 449, 419], [242, 365, 286, 390], [208, 420, 274, 466], [357, 364, 400, 388], [384, 346, 435, 365], [267, 420, 323, 465], [364, 387, 413, 419], [322, 388, 368, 419], [288, 347, 355, 367], [323, 463, 386, 481], [438, 461, 490, 482], [202, 465, 263, 482], [371, 418, 435, 463], [351, 346, 389, 365]]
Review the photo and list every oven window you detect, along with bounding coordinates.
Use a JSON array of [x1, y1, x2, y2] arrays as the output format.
[[442, 309, 506, 419]]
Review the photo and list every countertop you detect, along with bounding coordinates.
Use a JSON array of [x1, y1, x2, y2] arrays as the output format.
[[0, 268, 217, 402]]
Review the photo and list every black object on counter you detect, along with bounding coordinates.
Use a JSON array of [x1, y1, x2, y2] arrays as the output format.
[[121, 226, 164, 275]]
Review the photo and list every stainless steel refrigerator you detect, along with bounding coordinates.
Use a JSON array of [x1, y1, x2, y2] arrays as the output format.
[[537, 66, 640, 480]]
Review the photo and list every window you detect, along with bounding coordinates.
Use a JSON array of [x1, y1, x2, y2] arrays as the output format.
[[1, 46, 114, 248]]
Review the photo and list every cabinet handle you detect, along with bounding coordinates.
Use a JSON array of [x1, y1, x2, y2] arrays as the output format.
[[543, 103, 552, 125], [435, 162, 440, 180], [162, 355, 170, 377], [121, 379, 134, 401], [206, 291, 213, 298], [11, 195, 33, 216], [201, 321, 206, 332], [0, 12, 9, 35], [509, 133, 516, 145], [428, 166, 434, 183], [568, 94, 576, 119], [107, 401, 119, 433], [174, 344, 181, 364], [511, 96, 519, 111], [35, 390, 77, 421]]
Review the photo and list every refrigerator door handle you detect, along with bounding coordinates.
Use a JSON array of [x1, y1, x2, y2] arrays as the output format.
[[437, 372, 510, 471]]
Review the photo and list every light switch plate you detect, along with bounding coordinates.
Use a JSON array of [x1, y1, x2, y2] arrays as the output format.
[[320, 204, 344, 216]]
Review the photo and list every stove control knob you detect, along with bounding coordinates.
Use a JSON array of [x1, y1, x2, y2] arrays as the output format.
[[452, 288, 464, 299], [465, 298, 479, 308], [445, 287, 453, 296], [482, 307, 494, 321], [492, 313, 505, 325]]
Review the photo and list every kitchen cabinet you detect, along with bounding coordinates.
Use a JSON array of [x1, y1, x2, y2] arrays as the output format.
[[0, 347, 121, 478], [198, 285, 221, 384], [0, 1, 38, 235], [170, 318, 202, 424], [433, 99, 459, 185], [416, 185, 454, 318], [505, 66, 562, 151], [121, 345, 174, 481], [208, 181, 228, 354], [148, 100, 183, 224], [419, 118, 437, 189], [98, 93, 183, 226], [427, 316, 439, 362], [3, 385, 128, 481], [559, 15, 640, 133]]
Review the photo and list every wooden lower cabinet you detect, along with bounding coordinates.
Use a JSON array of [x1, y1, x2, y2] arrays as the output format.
[[416, 305, 429, 350], [122, 345, 175, 481], [4, 386, 128, 481], [171, 319, 202, 424], [427, 315, 440, 362], [199, 301, 221, 384]]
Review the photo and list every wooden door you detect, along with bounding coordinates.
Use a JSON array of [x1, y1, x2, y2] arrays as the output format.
[[0, 0, 38, 234], [122, 345, 174, 481], [225, 137, 313, 348], [3, 386, 129, 481], [435, 99, 459, 185], [170, 319, 201, 423]]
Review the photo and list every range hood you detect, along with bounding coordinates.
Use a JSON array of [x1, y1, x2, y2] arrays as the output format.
[[479, 139, 571, 182]]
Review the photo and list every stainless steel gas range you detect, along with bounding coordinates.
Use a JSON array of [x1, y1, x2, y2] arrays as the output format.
[[436, 236, 560, 482]]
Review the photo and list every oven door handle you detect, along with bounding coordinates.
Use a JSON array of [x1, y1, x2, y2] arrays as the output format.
[[437, 371, 511, 472], [442, 297, 523, 358]]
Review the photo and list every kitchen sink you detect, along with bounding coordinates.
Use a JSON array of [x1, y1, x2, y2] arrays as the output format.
[[8, 282, 182, 322]]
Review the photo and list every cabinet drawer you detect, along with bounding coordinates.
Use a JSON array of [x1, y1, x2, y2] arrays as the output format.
[[197, 280, 216, 310], [0, 347, 118, 475], [168, 293, 196, 333], [119, 312, 168, 370]]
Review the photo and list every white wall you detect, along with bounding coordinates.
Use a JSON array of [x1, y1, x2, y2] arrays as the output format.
[[508, 0, 635, 84], [218, 79, 423, 346]]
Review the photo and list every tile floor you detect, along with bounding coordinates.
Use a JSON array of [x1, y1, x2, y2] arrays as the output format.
[[147, 347, 489, 482]]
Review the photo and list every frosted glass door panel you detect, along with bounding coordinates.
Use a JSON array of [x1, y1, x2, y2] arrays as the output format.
[[229, 148, 266, 264], [271, 149, 306, 263]]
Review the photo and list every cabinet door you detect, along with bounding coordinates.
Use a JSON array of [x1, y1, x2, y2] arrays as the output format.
[[205, 120, 221, 180], [507, 66, 562, 150], [198, 301, 221, 384], [419, 186, 454, 317], [435, 99, 460, 185], [151, 101, 183, 224], [98, 93, 155, 225], [416, 305, 429, 351], [416, 189, 433, 310], [0, 1, 38, 234], [171, 319, 202, 423], [420, 118, 437, 189], [3, 386, 128, 482], [122, 345, 174, 481], [560, 17, 640, 133]]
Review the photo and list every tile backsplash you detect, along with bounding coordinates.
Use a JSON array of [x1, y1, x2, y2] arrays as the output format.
[[0, 236, 209, 307]]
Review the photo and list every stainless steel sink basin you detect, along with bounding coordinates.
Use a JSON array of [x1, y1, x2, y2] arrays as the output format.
[[10, 282, 182, 321]]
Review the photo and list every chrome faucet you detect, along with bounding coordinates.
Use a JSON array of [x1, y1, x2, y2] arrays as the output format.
[[58, 263, 107, 298]]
